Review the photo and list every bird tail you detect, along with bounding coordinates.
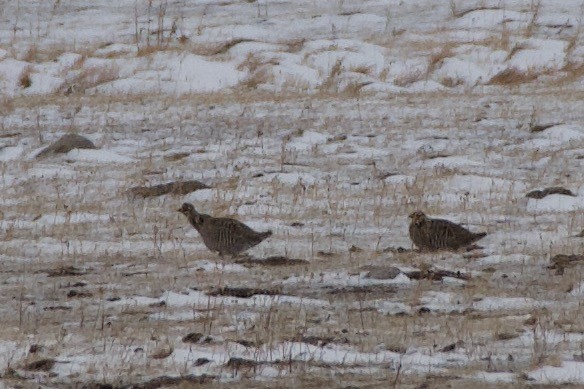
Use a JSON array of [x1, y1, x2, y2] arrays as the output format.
[[261, 230, 273, 239]]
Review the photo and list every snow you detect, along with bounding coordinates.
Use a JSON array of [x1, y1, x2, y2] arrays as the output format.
[[64, 149, 135, 163], [282, 270, 412, 287], [0, 145, 25, 161], [454, 10, 531, 29], [476, 254, 532, 265], [110, 290, 330, 311], [507, 39, 567, 72], [286, 131, 329, 151], [538, 124, 584, 142], [529, 361, 584, 384], [0, 1, 575, 97], [472, 296, 541, 312], [473, 371, 517, 383], [266, 172, 318, 186], [527, 195, 584, 213], [35, 212, 111, 225], [0, 59, 29, 97], [93, 52, 245, 95]]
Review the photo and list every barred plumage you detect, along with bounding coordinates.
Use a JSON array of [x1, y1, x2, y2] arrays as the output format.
[[408, 210, 486, 252], [178, 203, 272, 256]]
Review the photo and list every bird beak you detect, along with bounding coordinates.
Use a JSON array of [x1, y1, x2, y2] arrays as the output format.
[[177, 207, 183, 212]]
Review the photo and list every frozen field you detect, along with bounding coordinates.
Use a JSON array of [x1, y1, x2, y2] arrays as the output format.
[[2, 0, 584, 387]]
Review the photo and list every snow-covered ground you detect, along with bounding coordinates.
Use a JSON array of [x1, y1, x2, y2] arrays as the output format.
[[2, 0, 584, 387]]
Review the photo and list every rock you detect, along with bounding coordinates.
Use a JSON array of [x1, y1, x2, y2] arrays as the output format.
[[36, 134, 96, 158], [526, 186, 576, 199], [365, 266, 402, 280]]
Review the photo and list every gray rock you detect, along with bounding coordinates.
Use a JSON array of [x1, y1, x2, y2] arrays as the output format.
[[365, 266, 402, 280], [36, 134, 96, 158]]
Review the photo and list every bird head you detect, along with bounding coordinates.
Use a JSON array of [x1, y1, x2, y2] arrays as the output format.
[[178, 202, 204, 224], [408, 210, 427, 227], [177, 202, 194, 214]]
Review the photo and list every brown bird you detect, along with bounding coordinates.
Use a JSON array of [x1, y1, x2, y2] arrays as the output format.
[[178, 203, 272, 257], [408, 210, 486, 252]]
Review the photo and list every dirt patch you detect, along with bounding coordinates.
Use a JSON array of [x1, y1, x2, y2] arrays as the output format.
[[404, 268, 471, 281], [43, 266, 89, 277], [182, 332, 204, 343], [325, 284, 398, 298], [234, 339, 263, 348], [235, 255, 309, 266], [118, 374, 215, 389], [207, 286, 283, 298], [226, 357, 262, 369], [127, 180, 209, 198], [549, 254, 584, 273], [43, 305, 72, 311], [285, 335, 349, 346], [163, 152, 190, 161], [529, 123, 562, 133], [22, 358, 55, 371], [67, 289, 93, 298]]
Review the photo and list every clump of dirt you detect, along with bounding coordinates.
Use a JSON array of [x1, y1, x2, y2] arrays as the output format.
[[235, 255, 309, 266]]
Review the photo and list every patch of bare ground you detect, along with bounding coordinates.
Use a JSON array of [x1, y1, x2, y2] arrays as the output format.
[[487, 67, 540, 85], [127, 180, 210, 198], [235, 255, 309, 266]]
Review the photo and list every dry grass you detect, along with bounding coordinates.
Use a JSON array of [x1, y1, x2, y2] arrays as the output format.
[[319, 59, 343, 93], [427, 43, 456, 75], [394, 69, 424, 87], [17, 66, 32, 89], [487, 67, 540, 85], [21, 45, 39, 62], [60, 63, 120, 94], [523, 0, 541, 38], [558, 61, 584, 85], [192, 38, 255, 57]]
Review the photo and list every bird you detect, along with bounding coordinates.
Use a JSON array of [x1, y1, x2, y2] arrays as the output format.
[[408, 210, 486, 252], [178, 202, 272, 257]]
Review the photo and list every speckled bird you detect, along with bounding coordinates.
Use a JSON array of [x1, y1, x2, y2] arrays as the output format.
[[408, 210, 486, 252], [178, 202, 272, 257]]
